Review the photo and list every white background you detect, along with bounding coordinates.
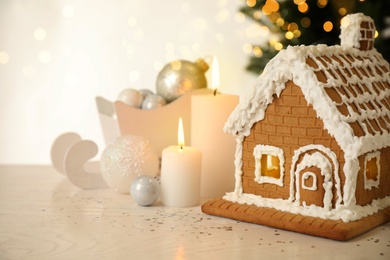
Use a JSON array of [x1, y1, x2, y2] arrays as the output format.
[[0, 0, 262, 164]]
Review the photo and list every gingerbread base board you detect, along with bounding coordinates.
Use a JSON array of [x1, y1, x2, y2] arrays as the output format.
[[201, 198, 390, 241]]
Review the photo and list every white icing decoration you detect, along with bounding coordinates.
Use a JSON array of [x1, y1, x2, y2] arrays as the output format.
[[223, 192, 390, 223], [290, 145, 342, 208], [364, 151, 381, 190], [342, 159, 360, 208], [340, 13, 374, 50], [224, 13, 390, 222], [232, 136, 244, 195], [253, 145, 284, 186], [301, 172, 317, 191]]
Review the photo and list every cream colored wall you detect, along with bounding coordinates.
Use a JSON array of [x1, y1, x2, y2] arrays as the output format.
[[0, 0, 260, 164]]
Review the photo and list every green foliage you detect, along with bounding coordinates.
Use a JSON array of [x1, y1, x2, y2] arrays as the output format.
[[241, 0, 390, 74]]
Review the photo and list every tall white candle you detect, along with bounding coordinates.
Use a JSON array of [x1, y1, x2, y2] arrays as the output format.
[[191, 57, 239, 199], [160, 118, 202, 207]]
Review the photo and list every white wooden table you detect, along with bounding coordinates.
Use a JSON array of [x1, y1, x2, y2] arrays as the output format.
[[0, 165, 389, 259]]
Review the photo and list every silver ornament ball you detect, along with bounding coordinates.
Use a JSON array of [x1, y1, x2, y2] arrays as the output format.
[[117, 88, 144, 108], [156, 58, 209, 103], [130, 176, 160, 206], [141, 94, 166, 109]]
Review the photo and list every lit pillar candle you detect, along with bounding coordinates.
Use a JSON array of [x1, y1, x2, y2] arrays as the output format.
[[191, 57, 239, 199], [160, 118, 202, 207]]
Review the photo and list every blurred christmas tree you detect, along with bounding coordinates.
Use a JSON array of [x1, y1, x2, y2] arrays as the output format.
[[241, 0, 390, 74]]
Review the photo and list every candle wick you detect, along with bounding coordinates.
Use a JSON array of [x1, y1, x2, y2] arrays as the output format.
[[180, 145, 183, 150], [213, 88, 218, 96]]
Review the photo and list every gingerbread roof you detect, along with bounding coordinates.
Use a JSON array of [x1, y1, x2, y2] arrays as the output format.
[[224, 14, 390, 159]]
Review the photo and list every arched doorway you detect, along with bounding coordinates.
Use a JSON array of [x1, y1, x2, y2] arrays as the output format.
[[290, 145, 341, 210]]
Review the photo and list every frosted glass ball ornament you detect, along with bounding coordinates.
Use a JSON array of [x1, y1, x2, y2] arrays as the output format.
[[117, 88, 144, 108], [141, 94, 167, 109], [100, 135, 159, 194], [130, 176, 160, 206]]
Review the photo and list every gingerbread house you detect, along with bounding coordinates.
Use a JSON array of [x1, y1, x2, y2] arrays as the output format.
[[202, 13, 390, 241]]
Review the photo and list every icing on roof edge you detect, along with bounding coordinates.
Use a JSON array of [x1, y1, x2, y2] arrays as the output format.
[[224, 44, 390, 159]]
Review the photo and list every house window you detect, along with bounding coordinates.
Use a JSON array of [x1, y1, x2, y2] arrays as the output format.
[[364, 151, 380, 190], [254, 145, 285, 186], [261, 154, 280, 178]]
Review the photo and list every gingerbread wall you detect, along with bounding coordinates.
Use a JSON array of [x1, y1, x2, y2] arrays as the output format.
[[356, 147, 390, 206], [242, 81, 346, 206]]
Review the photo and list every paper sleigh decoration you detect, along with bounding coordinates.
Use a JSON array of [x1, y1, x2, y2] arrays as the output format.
[[96, 96, 120, 145], [50, 95, 122, 190], [51, 89, 212, 189], [50, 132, 108, 189]]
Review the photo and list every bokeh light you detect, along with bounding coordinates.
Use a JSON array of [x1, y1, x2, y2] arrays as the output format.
[[0, 51, 10, 64], [298, 3, 309, 13], [128, 17, 137, 27], [301, 17, 311, 28], [276, 18, 284, 27], [288, 23, 298, 32], [269, 36, 278, 46], [133, 28, 144, 41], [215, 8, 230, 23], [253, 46, 263, 57], [34, 28, 46, 41], [193, 17, 207, 31], [243, 43, 253, 54], [285, 31, 294, 40], [181, 2, 191, 13], [62, 5, 74, 18], [246, 0, 256, 8], [165, 42, 175, 53], [317, 0, 328, 8], [294, 0, 306, 4], [129, 70, 140, 82], [253, 10, 262, 20], [38, 50, 52, 63], [22, 65, 35, 77], [214, 33, 225, 43], [323, 21, 333, 32], [154, 61, 163, 72], [338, 7, 347, 16], [234, 12, 245, 23], [274, 42, 283, 51], [262, 0, 280, 15]]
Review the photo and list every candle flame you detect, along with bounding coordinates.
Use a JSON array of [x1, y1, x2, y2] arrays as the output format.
[[178, 117, 185, 148], [211, 57, 220, 91]]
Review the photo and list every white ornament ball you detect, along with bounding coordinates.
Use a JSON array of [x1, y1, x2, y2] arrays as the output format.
[[117, 88, 144, 108], [141, 94, 167, 109], [130, 176, 160, 206], [100, 135, 159, 194]]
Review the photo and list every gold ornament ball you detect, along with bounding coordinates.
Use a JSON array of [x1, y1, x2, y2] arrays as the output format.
[[156, 58, 209, 103]]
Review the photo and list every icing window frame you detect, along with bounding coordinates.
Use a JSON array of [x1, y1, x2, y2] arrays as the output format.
[[253, 145, 285, 186], [364, 151, 380, 190]]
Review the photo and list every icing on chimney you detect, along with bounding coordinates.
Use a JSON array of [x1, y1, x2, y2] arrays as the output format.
[[340, 13, 375, 51]]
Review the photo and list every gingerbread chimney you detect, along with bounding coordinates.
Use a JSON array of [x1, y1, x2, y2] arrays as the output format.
[[340, 13, 375, 51]]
